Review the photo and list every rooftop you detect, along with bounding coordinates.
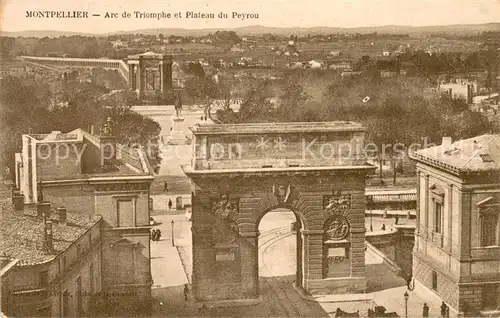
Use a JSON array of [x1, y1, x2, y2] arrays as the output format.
[[22, 129, 152, 177], [190, 121, 366, 135], [411, 134, 500, 176], [0, 202, 101, 266], [127, 51, 172, 60]]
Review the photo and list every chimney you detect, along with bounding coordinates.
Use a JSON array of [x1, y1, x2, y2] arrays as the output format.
[[56, 207, 67, 223], [473, 140, 480, 150], [442, 137, 452, 148], [99, 117, 117, 170], [44, 220, 54, 253]]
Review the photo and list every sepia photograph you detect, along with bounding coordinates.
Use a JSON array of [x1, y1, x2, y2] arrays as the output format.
[[0, 0, 499, 317]]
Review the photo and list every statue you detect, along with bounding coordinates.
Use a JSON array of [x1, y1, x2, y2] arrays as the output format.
[[325, 192, 351, 214], [37, 181, 44, 203], [174, 93, 182, 118], [210, 194, 239, 245], [100, 117, 113, 136]]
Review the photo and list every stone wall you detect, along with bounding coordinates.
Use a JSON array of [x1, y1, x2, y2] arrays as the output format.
[[413, 253, 459, 310], [190, 170, 368, 301], [43, 183, 95, 215], [36, 142, 84, 180]]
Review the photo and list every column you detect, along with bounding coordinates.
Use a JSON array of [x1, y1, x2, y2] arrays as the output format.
[[128, 64, 135, 90], [460, 190, 471, 259], [423, 174, 429, 241], [240, 232, 259, 298], [159, 61, 164, 95], [131, 65, 136, 91], [415, 172, 421, 251], [162, 55, 172, 97], [138, 57, 145, 99], [301, 229, 324, 281], [447, 184, 453, 253]]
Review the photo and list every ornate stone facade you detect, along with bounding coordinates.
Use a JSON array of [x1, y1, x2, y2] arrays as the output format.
[[184, 122, 375, 302]]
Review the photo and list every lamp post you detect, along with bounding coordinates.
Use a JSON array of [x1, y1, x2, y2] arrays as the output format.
[[404, 291, 409, 318], [171, 220, 175, 247], [367, 196, 374, 232], [370, 213, 373, 232]]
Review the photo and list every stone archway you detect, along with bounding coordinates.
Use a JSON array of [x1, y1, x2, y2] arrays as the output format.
[[184, 122, 375, 302]]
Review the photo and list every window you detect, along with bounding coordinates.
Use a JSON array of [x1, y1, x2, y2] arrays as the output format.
[[76, 276, 82, 316], [481, 208, 499, 247], [62, 290, 69, 317], [479, 154, 494, 163], [117, 199, 135, 227], [434, 202, 443, 234], [39, 271, 48, 288], [89, 263, 94, 295], [432, 271, 438, 290]]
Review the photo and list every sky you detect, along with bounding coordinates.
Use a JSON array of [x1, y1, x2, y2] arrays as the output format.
[[1, 0, 500, 33]]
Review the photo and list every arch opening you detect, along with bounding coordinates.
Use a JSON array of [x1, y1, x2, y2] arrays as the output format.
[[257, 207, 304, 291]]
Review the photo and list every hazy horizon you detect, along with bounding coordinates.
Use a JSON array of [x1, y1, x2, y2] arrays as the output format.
[[2, 0, 500, 34]]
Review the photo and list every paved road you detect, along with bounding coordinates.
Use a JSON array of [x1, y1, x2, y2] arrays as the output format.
[[132, 105, 212, 177]]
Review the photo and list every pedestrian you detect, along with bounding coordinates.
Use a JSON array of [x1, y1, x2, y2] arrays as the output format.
[[153, 229, 158, 241], [441, 301, 447, 318], [204, 115, 207, 121], [381, 224, 386, 230], [395, 215, 399, 225], [164, 181, 168, 193], [157, 229, 162, 241], [445, 306, 450, 317], [168, 199, 173, 210], [406, 275, 412, 289], [183, 284, 189, 301], [423, 303, 430, 318]]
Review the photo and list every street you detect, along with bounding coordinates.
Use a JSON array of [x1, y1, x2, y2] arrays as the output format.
[[138, 107, 444, 317]]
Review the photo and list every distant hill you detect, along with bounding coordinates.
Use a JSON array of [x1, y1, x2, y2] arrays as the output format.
[[2, 23, 500, 38]]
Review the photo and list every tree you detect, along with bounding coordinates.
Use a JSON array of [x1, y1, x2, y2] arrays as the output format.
[[182, 62, 205, 78], [184, 76, 220, 118], [214, 77, 242, 112], [0, 37, 16, 59], [0, 74, 164, 176]]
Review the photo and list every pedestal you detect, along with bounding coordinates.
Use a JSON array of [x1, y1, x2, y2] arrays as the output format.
[[168, 116, 190, 145], [13, 195, 24, 211], [37, 202, 51, 218]]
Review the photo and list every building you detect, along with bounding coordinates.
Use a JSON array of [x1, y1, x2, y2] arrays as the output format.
[[380, 70, 398, 78], [328, 61, 352, 71], [399, 62, 418, 76], [411, 135, 500, 316], [0, 62, 34, 77], [110, 40, 128, 49], [1, 202, 102, 317], [438, 78, 479, 105], [8, 125, 155, 316]]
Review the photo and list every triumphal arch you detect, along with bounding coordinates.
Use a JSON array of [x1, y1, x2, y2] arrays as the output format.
[[182, 122, 376, 302]]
